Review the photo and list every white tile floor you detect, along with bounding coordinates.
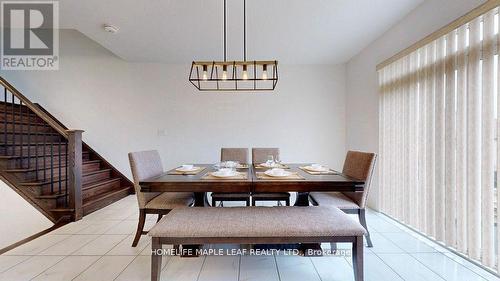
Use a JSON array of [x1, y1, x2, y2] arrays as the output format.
[[1, 195, 499, 281]]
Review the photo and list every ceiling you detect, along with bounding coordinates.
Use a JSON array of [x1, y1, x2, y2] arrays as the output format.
[[60, 0, 424, 64]]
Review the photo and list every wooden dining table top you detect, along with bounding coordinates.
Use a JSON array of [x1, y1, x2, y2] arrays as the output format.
[[139, 163, 365, 193]]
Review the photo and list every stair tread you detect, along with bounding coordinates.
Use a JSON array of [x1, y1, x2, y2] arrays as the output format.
[[0, 131, 60, 136], [5, 160, 101, 173], [0, 120, 50, 126], [83, 177, 121, 190], [0, 151, 89, 159], [83, 187, 131, 206], [0, 142, 67, 146], [33, 178, 124, 197]]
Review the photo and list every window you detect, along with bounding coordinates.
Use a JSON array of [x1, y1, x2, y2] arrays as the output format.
[[378, 7, 499, 272]]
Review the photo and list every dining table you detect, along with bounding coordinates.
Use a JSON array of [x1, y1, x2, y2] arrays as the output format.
[[140, 163, 365, 255], [140, 163, 365, 207]]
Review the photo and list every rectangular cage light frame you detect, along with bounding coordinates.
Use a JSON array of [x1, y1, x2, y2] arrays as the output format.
[[189, 60, 278, 91]]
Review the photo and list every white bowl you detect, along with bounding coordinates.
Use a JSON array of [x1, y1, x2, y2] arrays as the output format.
[[265, 168, 291, 177], [211, 169, 238, 178], [177, 164, 195, 172], [306, 164, 329, 172]]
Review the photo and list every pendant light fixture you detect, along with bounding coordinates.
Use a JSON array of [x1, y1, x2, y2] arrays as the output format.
[[189, 0, 278, 91]]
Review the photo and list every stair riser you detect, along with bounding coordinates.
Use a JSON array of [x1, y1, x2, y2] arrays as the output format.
[[82, 180, 121, 201], [1, 133, 62, 143], [83, 170, 111, 184], [9, 153, 90, 169], [0, 113, 45, 124], [0, 123, 55, 133], [1, 144, 68, 156], [83, 188, 131, 216]]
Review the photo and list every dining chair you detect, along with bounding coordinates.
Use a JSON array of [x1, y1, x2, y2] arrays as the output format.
[[309, 150, 377, 247], [128, 150, 194, 247], [251, 147, 291, 206], [211, 148, 251, 207]]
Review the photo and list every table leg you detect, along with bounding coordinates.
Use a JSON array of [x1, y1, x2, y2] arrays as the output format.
[[183, 192, 206, 257], [294, 192, 322, 256]]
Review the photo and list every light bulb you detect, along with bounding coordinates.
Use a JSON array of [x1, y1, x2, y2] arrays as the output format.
[[242, 65, 248, 80], [202, 65, 208, 80], [262, 64, 268, 80], [222, 65, 228, 80]]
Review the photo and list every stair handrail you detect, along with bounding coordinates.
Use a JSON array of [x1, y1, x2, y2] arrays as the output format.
[[0, 76, 69, 138], [0, 76, 84, 221]]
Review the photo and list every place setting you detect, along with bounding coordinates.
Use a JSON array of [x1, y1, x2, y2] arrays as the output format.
[[202, 168, 248, 180], [256, 167, 304, 180], [167, 164, 206, 175], [217, 160, 249, 169], [299, 163, 339, 175], [254, 155, 289, 169]]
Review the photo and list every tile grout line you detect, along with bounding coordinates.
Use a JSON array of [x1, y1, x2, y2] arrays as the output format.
[[369, 251, 408, 281], [28, 255, 67, 281], [31, 211, 131, 281], [111, 254, 140, 281], [372, 209, 499, 279], [0, 255, 30, 274], [273, 254, 282, 281], [308, 257, 324, 281], [408, 252, 489, 281], [69, 233, 131, 281], [195, 255, 207, 281]]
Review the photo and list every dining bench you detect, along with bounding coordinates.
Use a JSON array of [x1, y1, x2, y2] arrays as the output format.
[[148, 206, 366, 281]]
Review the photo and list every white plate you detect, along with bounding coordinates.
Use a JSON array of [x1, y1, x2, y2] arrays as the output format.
[[303, 165, 329, 172], [211, 171, 239, 178], [176, 166, 198, 172], [260, 162, 279, 168], [264, 170, 292, 177]]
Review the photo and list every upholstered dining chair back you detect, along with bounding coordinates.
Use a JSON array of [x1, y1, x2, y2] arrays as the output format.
[[252, 148, 280, 164], [221, 148, 249, 163], [128, 150, 164, 209], [341, 151, 377, 209]]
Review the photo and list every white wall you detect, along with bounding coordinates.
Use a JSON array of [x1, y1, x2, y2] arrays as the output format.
[[0, 181, 52, 249], [346, 0, 487, 209], [1, 30, 347, 178]]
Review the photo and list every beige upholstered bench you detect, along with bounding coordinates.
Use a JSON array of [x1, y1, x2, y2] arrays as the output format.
[[149, 206, 366, 281]]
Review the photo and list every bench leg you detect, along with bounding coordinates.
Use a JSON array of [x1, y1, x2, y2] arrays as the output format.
[[352, 236, 364, 281], [132, 209, 146, 247], [151, 237, 162, 281]]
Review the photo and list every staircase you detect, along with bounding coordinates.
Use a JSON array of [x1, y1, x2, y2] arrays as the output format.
[[0, 77, 134, 223]]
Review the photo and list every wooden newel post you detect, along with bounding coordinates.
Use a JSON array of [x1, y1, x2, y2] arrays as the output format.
[[67, 129, 84, 221]]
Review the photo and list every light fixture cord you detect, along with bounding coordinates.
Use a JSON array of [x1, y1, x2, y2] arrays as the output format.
[[223, 0, 227, 62], [243, 0, 246, 61]]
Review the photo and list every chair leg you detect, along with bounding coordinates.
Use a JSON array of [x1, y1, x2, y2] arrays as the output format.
[[358, 209, 373, 247], [246, 198, 250, 206], [156, 214, 163, 223], [285, 198, 290, 206], [212, 198, 216, 207], [132, 209, 146, 247], [251, 198, 256, 206], [352, 236, 364, 281]]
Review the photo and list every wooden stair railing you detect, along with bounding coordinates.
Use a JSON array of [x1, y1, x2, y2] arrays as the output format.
[[0, 76, 134, 222]]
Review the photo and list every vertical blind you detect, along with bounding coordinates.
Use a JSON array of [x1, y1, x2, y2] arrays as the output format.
[[378, 7, 499, 271]]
